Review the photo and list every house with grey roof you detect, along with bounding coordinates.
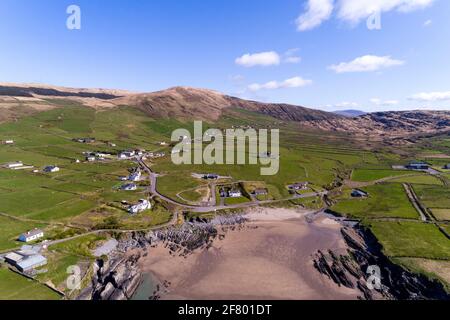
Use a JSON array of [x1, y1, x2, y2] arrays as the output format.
[[5, 251, 47, 273]]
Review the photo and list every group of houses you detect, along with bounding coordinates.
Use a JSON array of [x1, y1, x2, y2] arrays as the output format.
[[119, 168, 142, 190], [118, 149, 146, 159], [288, 182, 309, 192], [2, 229, 46, 273]]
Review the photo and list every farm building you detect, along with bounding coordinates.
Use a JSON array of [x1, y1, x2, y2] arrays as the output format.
[[129, 199, 151, 214], [253, 188, 268, 196], [19, 229, 44, 243], [406, 161, 429, 170], [4, 161, 23, 169], [3, 140, 14, 145], [121, 183, 137, 191], [5, 251, 47, 273], [43, 166, 60, 173], [86, 155, 96, 162], [351, 189, 369, 198], [288, 182, 309, 191]]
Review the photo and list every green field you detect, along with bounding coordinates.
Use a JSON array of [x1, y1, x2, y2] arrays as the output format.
[[331, 183, 419, 219], [368, 221, 450, 259], [224, 196, 251, 206], [414, 185, 450, 208], [0, 268, 62, 300], [388, 175, 443, 185]]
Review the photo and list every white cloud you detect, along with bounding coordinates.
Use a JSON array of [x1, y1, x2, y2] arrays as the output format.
[[423, 19, 432, 26], [248, 76, 313, 91], [409, 91, 450, 102], [284, 56, 302, 64], [329, 55, 405, 73], [235, 51, 280, 67], [337, 0, 435, 24], [236, 50, 302, 67], [296, 0, 334, 31], [296, 0, 435, 30], [370, 98, 399, 106]]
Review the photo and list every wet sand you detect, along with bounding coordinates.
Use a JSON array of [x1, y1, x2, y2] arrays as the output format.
[[137, 208, 360, 300]]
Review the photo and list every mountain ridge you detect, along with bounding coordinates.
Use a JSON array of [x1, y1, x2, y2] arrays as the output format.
[[0, 83, 449, 137]]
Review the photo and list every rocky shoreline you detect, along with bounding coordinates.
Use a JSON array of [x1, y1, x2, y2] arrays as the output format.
[[76, 215, 247, 300], [313, 225, 450, 300]]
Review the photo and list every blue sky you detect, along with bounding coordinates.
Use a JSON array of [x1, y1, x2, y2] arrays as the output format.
[[0, 0, 449, 112]]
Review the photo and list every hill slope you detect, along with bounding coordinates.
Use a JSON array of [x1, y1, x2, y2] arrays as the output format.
[[114, 86, 341, 122]]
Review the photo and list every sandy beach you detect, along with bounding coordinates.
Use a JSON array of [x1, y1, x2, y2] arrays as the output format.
[[136, 207, 361, 300]]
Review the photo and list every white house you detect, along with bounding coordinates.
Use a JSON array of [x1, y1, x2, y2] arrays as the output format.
[[228, 190, 242, 198], [129, 199, 151, 214], [3, 140, 14, 145], [128, 170, 142, 182], [19, 229, 44, 243], [118, 151, 135, 159], [86, 155, 96, 162], [43, 166, 60, 173]]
